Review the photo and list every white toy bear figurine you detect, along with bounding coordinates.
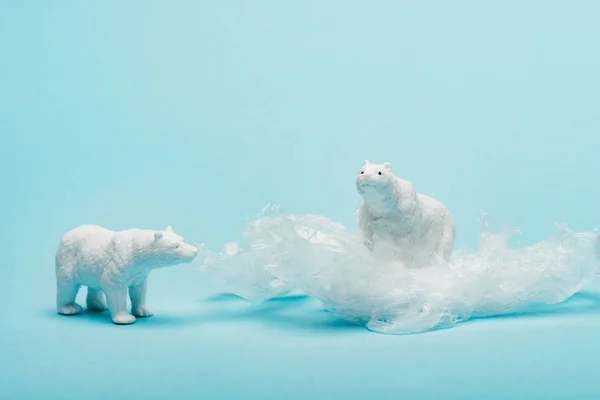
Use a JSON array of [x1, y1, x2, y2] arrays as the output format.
[[55, 224, 198, 324], [356, 160, 455, 267]]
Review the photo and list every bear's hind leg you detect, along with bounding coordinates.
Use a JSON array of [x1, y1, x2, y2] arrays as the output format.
[[438, 222, 456, 262], [86, 288, 108, 312], [56, 282, 83, 315]]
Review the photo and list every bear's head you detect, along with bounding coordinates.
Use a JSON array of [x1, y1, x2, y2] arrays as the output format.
[[356, 160, 396, 200], [148, 226, 199, 267]]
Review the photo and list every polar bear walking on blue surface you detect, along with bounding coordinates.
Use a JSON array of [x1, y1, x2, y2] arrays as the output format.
[[55, 224, 198, 324], [356, 160, 455, 268]]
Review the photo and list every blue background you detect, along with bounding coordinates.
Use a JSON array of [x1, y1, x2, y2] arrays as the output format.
[[2, 1, 600, 399]]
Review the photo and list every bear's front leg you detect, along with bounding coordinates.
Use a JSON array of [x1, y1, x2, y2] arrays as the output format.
[[130, 278, 153, 318], [102, 277, 136, 325]]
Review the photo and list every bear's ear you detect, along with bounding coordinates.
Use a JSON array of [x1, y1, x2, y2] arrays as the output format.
[[154, 231, 164, 240], [166, 225, 173, 232], [383, 162, 392, 171], [362, 160, 370, 166]]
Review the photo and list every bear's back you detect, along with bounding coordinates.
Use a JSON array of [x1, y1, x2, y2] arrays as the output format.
[[416, 193, 453, 225], [57, 225, 115, 265]]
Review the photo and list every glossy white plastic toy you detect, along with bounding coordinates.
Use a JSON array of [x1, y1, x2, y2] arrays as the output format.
[[55, 224, 198, 324], [356, 160, 455, 267]]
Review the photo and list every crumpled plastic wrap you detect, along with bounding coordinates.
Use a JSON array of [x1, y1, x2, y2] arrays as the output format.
[[202, 206, 600, 334]]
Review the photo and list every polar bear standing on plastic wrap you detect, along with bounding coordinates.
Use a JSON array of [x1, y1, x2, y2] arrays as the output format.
[[356, 160, 456, 268]]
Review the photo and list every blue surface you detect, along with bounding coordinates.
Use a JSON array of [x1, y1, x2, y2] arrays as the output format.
[[2, 1, 600, 399]]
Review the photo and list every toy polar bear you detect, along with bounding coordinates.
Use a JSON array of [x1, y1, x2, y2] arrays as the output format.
[[356, 160, 455, 267], [55, 224, 198, 324]]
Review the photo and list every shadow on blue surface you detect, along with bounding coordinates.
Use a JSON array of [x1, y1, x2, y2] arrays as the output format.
[[40, 290, 600, 334], [475, 291, 600, 321], [40, 292, 361, 332], [451, 290, 600, 333], [203, 292, 247, 302]]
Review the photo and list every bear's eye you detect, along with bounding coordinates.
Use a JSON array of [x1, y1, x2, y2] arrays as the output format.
[[378, 171, 382, 175], [360, 171, 364, 174]]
